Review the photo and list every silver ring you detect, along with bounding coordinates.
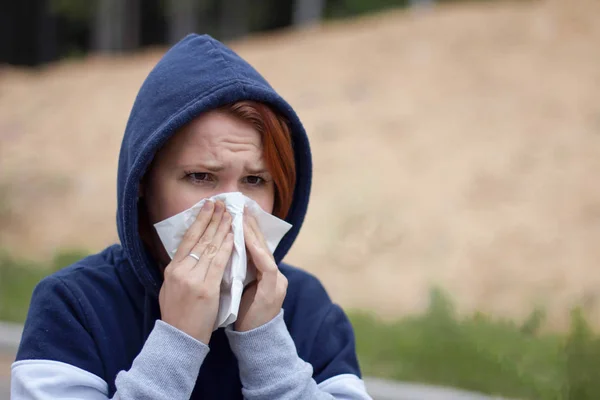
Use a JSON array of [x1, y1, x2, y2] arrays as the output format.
[[188, 253, 200, 261]]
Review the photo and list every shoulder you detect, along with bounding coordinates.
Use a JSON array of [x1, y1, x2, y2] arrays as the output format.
[[280, 262, 330, 304], [42, 244, 142, 312], [278, 262, 333, 341], [27, 244, 145, 345], [279, 263, 332, 323], [16, 245, 141, 375], [28, 245, 123, 307], [50, 244, 126, 286]]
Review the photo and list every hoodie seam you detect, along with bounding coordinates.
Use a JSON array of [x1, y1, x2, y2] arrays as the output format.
[[308, 303, 335, 371], [206, 38, 242, 82], [54, 276, 91, 330], [55, 275, 108, 379], [204, 38, 266, 99]]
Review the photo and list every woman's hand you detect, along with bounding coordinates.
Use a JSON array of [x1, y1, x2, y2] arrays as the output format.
[[235, 213, 288, 332], [159, 200, 234, 344]]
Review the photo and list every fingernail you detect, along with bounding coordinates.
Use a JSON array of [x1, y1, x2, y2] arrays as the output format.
[[203, 201, 214, 211], [215, 201, 223, 211]]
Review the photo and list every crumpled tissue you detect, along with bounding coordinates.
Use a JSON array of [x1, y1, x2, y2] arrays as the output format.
[[153, 192, 292, 329]]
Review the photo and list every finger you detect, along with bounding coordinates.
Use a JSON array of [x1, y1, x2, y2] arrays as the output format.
[[244, 217, 270, 260], [187, 254, 209, 282], [204, 232, 234, 284], [246, 212, 270, 255], [192, 212, 232, 280], [173, 252, 202, 276], [184, 204, 228, 277], [189, 210, 231, 265], [213, 211, 233, 246], [244, 218, 278, 287], [183, 200, 225, 265], [202, 200, 226, 241], [173, 201, 215, 263]]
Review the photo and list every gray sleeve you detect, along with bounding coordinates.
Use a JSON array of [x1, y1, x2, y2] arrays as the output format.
[[112, 320, 209, 400], [225, 310, 337, 400]]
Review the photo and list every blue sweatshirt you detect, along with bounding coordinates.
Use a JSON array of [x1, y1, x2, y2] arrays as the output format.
[[11, 34, 371, 399]]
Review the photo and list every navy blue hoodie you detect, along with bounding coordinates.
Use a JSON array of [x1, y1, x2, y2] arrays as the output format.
[[11, 35, 370, 399]]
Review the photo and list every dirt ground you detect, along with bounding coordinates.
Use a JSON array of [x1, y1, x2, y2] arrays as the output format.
[[1, 0, 600, 329]]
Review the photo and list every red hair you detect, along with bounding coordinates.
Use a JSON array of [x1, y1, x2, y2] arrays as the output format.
[[219, 101, 296, 219]]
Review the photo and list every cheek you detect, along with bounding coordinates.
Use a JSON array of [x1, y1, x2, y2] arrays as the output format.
[[145, 174, 206, 223], [251, 186, 275, 214], [256, 197, 274, 214]]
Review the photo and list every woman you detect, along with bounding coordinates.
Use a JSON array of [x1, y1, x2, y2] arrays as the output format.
[[11, 34, 371, 399]]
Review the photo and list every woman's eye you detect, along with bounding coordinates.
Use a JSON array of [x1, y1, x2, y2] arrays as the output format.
[[187, 172, 213, 183], [245, 176, 264, 186]]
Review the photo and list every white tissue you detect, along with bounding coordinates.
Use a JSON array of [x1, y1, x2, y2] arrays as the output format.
[[153, 192, 292, 329]]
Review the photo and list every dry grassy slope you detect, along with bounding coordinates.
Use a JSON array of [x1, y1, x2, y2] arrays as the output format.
[[1, 0, 600, 328]]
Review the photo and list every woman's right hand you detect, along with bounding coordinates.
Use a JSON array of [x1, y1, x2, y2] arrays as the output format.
[[159, 200, 233, 344]]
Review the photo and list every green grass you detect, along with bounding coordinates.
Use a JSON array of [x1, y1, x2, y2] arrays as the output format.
[[350, 290, 600, 399], [3, 252, 600, 399]]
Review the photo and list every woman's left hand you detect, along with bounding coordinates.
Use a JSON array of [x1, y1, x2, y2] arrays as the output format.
[[234, 213, 288, 332]]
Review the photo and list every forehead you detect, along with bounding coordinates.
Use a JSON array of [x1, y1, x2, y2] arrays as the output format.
[[158, 110, 263, 162]]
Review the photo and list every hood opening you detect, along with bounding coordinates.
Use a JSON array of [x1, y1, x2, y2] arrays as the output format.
[[115, 34, 312, 297]]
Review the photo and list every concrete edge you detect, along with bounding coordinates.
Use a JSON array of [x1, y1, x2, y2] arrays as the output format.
[[0, 321, 514, 399], [363, 377, 512, 400], [0, 321, 21, 354]]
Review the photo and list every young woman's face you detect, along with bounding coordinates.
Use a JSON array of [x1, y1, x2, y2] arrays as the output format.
[[143, 110, 275, 225]]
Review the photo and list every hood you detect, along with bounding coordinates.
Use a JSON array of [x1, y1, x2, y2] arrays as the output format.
[[116, 34, 312, 296]]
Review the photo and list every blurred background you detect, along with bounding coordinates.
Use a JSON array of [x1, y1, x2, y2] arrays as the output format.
[[1, 0, 600, 398]]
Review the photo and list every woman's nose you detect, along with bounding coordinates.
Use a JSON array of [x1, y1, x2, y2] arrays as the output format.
[[220, 180, 239, 194]]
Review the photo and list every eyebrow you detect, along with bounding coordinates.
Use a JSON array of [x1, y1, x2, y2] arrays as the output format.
[[244, 166, 269, 175], [178, 163, 268, 175], [179, 162, 225, 172]]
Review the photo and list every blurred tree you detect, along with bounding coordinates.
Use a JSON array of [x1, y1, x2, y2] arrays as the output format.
[[325, 0, 409, 19], [49, 0, 91, 58], [245, 0, 293, 33], [1, 0, 59, 66], [123, 0, 141, 50], [93, 0, 115, 51], [0, 0, 455, 66], [219, 0, 249, 40], [93, 0, 140, 52], [166, 0, 199, 44], [260, 0, 294, 31], [293, 0, 325, 26], [140, 0, 168, 46], [50, 0, 93, 20], [38, 0, 60, 63]]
